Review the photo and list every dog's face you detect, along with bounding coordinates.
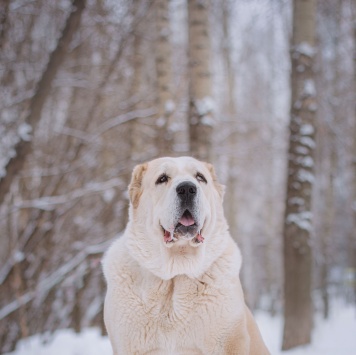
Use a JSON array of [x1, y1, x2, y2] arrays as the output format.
[[127, 157, 226, 278]]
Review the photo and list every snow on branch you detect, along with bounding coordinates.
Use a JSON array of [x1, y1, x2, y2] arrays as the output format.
[[292, 42, 316, 58], [286, 211, 312, 231], [96, 107, 156, 136], [11, 177, 124, 211], [0, 238, 115, 320]]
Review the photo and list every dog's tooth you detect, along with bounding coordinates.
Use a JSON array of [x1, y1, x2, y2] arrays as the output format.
[[196, 234, 204, 243]]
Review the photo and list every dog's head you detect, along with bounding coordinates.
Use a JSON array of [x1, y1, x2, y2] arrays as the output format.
[[127, 157, 228, 279]]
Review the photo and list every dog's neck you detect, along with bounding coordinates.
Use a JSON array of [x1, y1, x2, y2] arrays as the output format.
[[125, 217, 232, 280]]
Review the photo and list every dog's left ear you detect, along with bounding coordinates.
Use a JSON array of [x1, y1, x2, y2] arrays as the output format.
[[129, 163, 148, 208], [205, 162, 225, 199]]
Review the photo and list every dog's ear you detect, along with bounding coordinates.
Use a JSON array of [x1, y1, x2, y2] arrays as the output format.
[[129, 163, 148, 208], [205, 162, 225, 199]]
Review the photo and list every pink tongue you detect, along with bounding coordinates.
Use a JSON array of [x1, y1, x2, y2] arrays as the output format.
[[179, 214, 195, 227]]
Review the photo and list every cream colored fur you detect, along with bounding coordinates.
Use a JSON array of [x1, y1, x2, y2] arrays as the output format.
[[102, 157, 270, 355]]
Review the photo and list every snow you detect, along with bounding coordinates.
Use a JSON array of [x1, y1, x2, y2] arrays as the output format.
[[4, 328, 111, 355], [102, 188, 116, 203], [17, 122, 32, 141], [156, 116, 166, 127], [296, 156, 314, 168], [288, 197, 304, 206], [165, 99, 175, 114], [13, 251, 25, 263], [258, 301, 356, 355], [293, 42, 316, 58], [295, 145, 309, 155], [201, 114, 215, 126], [286, 211, 312, 231], [5, 302, 356, 355], [297, 168, 315, 183], [303, 79, 316, 97], [299, 136, 316, 149], [195, 96, 215, 117], [300, 124, 314, 135]]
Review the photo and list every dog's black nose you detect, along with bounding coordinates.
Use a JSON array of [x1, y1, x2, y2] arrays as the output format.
[[176, 181, 197, 200]]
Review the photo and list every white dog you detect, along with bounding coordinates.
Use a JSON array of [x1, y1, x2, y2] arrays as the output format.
[[102, 157, 270, 354]]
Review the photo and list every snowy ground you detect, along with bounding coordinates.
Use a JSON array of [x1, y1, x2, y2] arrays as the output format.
[[5, 302, 356, 355]]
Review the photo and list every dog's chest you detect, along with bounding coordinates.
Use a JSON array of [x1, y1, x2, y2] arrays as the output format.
[[120, 273, 232, 353]]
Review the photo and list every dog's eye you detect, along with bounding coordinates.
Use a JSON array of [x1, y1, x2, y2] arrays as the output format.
[[156, 173, 169, 185], [196, 172, 207, 183]]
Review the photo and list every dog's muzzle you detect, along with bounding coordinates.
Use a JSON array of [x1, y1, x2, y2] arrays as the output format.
[[161, 181, 204, 246]]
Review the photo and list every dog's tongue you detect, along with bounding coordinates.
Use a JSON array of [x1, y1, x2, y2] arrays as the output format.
[[179, 211, 195, 226]]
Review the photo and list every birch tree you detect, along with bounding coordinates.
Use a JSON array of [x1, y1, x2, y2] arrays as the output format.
[[221, 0, 239, 245], [282, 0, 317, 350], [153, 0, 175, 156], [187, 0, 214, 161], [352, 0, 356, 306]]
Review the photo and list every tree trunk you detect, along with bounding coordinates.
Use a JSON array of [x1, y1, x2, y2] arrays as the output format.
[[282, 0, 317, 350], [153, 0, 175, 156], [129, 0, 146, 164], [352, 0, 356, 308], [222, 0, 239, 244], [187, 0, 213, 162], [0, 0, 85, 206]]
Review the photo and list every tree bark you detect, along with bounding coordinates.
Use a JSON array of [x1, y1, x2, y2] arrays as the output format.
[[352, 0, 356, 308], [282, 0, 317, 350], [153, 0, 175, 156], [187, 0, 214, 161], [0, 0, 85, 206]]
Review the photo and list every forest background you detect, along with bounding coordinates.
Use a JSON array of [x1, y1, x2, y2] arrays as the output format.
[[0, 0, 355, 353]]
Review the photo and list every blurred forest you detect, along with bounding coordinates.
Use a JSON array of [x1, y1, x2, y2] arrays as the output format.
[[0, 0, 355, 353]]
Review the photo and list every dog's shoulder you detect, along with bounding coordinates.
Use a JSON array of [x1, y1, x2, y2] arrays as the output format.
[[102, 234, 134, 284]]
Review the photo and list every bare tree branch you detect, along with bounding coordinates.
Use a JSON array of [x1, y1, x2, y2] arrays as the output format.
[[0, 238, 115, 320], [0, 0, 86, 206]]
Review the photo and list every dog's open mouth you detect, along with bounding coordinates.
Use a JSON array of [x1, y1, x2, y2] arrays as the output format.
[[162, 210, 204, 245]]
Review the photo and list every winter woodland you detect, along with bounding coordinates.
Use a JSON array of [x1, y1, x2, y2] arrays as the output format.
[[0, 0, 355, 353]]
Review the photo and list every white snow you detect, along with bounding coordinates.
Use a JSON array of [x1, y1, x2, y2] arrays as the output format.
[[297, 169, 315, 183], [156, 116, 166, 127], [13, 251, 25, 263], [288, 197, 304, 206], [293, 42, 316, 58], [195, 96, 215, 117], [300, 124, 314, 135], [17, 123, 32, 141], [299, 136, 316, 149], [257, 301, 356, 355], [296, 156, 314, 168], [303, 79, 316, 97], [5, 302, 356, 355], [165, 99, 175, 114], [201, 114, 215, 126], [4, 328, 111, 355], [295, 145, 309, 155], [102, 188, 116, 203], [286, 211, 312, 231]]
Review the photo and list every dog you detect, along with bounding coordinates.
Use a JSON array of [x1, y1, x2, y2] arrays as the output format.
[[102, 156, 270, 354]]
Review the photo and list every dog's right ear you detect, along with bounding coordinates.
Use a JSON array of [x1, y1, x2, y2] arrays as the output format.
[[129, 163, 148, 208]]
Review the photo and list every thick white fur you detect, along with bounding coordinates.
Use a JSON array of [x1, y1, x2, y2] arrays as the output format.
[[102, 157, 270, 355]]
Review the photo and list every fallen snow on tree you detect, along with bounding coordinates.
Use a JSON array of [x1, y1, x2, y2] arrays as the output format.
[[286, 211, 312, 231], [293, 42, 316, 58], [300, 123, 314, 135], [17, 123, 32, 142], [195, 96, 215, 118], [303, 79, 316, 97]]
